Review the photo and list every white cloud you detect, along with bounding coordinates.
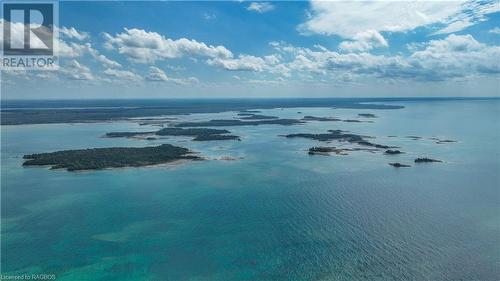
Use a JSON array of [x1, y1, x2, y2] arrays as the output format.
[[300, 0, 499, 38], [57, 41, 121, 68], [146, 66, 198, 84], [207, 54, 281, 72], [103, 28, 233, 63], [60, 60, 94, 80], [59, 27, 89, 41], [271, 34, 500, 81], [203, 13, 216, 20], [339, 30, 388, 52], [103, 68, 142, 81], [247, 2, 275, 13], [489, 27, 500, 34]]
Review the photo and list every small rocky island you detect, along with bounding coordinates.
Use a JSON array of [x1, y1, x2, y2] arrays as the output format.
[[23, 144, 200, 171], [385, 149, 403, 155], [302, 116, 341, 121], [284, 129, 396, 149], [389, 162, 411, 168], [358, 113, 377, 118], [238, 114, 279, 120], [414, 157, 442, 163], [308, 146, 377, 155]]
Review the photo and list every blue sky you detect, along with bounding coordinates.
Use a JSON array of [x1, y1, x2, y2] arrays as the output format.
[[2, 0, 500, 99]]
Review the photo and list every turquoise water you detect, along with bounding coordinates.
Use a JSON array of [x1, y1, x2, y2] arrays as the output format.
[[2, 100, 499, 280]]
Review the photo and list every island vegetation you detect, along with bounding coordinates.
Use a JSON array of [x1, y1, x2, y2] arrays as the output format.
[[106, 127, 241, 141], [385, 149, 403, 155], [175, 118, 304, 127], [308, 146, 377, 155], [1, 99, 403, 125], [414, 157, 443, 163], [285, 130, 395, 149], [22, 144, 200, 171], [389, 162, 411, 168], [358, 113, 377, 118], [302, 116, 341, 121]]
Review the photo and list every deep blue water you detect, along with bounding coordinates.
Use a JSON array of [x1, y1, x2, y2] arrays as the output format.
[[1, 99, 499, 280]]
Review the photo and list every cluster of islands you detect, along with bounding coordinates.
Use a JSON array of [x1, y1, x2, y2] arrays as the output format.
[[17, 108, 456, 171]]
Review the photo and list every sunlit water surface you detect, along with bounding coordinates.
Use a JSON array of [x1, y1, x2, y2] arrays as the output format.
[[2, 100, 499, 281]]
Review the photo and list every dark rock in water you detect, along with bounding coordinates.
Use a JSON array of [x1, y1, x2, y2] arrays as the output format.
[[302, 116, 341, 121], [358, 113, 377, 118], [22, 144, 201, 171], [435, 139, 457, 144], [343, 119, 362, 123], [414, 157, 442, 163], [146, 137, 157, 140], [105, 131, 155, 138], [406, 136, 422, 140], [297, 111, 302, 114], [389, 162, 411, 168], [385, 149, 403, 155]]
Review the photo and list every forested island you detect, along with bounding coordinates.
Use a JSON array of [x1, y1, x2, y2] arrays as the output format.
[[175, 118, 304, 127], [284, 129, 395, 149], [105, 127, 241, 141], [22, 144, 200, 171]]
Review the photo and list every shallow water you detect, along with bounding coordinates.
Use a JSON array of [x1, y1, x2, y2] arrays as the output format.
[[2, 100, 499, 280]]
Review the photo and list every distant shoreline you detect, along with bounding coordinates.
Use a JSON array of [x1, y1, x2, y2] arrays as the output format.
[[1, 97, 498, 125]]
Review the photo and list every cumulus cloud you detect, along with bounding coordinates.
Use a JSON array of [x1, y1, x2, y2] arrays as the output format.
[[489, 27, 500, 34], [339, 30, 388, 52], [103, 28, 233, 63], [103, 68, 142, 81], [247, 2, 275, 13], [146, 66, 198, 84], [60, 60, 94, 80], [59, 26, 89, 41], [271, 34, 500, 81], [207, 54, 279, 71], [57, 41, 121, 68], [300, 0, 499, 38]]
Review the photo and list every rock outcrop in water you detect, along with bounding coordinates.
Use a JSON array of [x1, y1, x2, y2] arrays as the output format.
[[302, 116, 341, 121], [389, 162, 411, 168], [358, 113, 377, 118], [23, 144, 201, 171], [385, 149, 403, 154], [414, 157, 442, 163]]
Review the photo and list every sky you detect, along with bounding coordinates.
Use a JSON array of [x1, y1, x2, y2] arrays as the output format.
[[1, 0, 500, 99]]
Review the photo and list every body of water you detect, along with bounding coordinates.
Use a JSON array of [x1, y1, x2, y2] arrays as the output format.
[[1, 99, 499, 280]]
